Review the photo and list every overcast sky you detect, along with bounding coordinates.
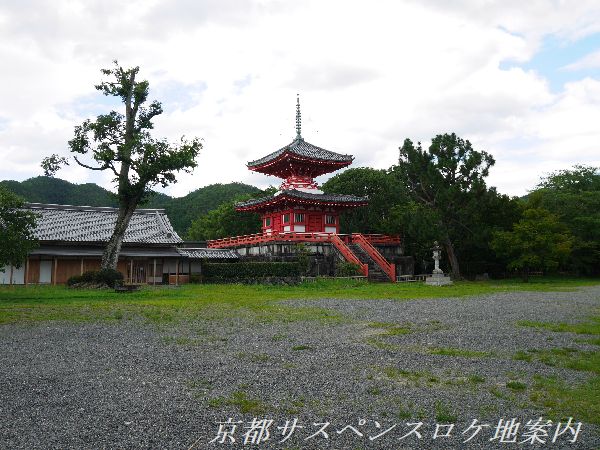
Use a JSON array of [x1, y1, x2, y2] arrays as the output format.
[[1, 0, 599, 197]]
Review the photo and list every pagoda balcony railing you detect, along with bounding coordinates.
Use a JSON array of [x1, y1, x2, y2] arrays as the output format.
[[207, 232, 400, 248]]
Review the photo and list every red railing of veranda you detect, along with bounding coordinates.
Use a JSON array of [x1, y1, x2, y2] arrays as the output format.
[[207, 232, 400, 248]]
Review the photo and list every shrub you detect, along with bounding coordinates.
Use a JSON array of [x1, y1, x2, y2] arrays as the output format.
[[96, 268, 124, 287], [189, 274, 203, 284], [336, 261, 362, 277], [294, 243, 311, 275], [67, 269, 124, 288], [67, 271, 93, 286]]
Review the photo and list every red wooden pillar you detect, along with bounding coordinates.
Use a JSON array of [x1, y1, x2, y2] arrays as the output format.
[[290, 209, 295, 232]]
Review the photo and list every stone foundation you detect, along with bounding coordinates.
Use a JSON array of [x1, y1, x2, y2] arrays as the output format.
[[233, 241, 414, 277], [425, 272, 453, 286]]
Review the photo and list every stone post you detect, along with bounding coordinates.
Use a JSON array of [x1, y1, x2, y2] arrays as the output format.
[[432, 241, 443, 274]]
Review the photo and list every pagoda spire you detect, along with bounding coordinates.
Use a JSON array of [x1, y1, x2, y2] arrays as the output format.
[[295, 94, 302, 140]]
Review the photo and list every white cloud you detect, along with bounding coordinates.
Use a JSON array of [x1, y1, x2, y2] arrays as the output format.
[[562, 49, 600, 71], [0, 0, 599, 198]]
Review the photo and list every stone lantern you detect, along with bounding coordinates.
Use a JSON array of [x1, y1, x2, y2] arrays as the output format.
[[425, 241, 453, 286]]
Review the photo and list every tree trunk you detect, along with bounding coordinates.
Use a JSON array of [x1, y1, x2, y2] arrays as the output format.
[[443, 238, 461, 279], [100, 70, 139, 271], [101, 204, 136, 270], [522, 267, 529, 283]]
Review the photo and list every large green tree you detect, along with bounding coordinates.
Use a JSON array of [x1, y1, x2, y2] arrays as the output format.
[[386, 186, 520, 275], [0, 187, 37, 270], [527, 165, 600, 275], [451, 186, 522, 275], [41, 62, 202, 269], [187, 195, 262, 240], [394, 133, 496, 278], [321, 167, 408, 234], [491, 208, 573, 281]]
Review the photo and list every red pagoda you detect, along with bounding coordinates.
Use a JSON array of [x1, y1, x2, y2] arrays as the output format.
[[208, 97, 405, 282], [236, 96, 368, 234]]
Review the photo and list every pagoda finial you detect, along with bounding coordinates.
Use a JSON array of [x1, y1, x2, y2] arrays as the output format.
[[295, 94, 302, 140]]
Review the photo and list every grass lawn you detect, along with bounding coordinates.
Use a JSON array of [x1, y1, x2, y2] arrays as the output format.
[[0, 277, 598, 325], [516, 312, 600, 425]]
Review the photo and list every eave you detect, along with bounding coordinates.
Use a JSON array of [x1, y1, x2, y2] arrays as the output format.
[[248, 152, 352, 177], [236, 191, 369, 212]]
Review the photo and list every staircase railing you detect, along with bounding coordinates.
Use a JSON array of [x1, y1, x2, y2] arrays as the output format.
[[330, 234, 369, 277], [352, 233, 396, 282]]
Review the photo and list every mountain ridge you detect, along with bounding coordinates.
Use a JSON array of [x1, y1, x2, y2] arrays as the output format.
[[0, 176, 261, 236]]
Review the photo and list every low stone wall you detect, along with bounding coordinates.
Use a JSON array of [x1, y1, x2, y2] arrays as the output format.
[[242, 252, 337, 277], [198, 276, 302, 285], [235, 242, 337, 257]]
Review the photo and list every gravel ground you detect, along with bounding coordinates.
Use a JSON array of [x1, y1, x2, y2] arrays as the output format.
[[1, 286, 599, 449]]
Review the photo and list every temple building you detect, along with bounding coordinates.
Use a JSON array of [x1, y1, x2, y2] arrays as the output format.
[[208, 97, 410, 282], [236, 97, 368, 234], [0, 203, 238, 285]]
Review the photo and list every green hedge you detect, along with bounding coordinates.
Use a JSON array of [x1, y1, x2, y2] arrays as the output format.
[[67, 269, 124, 288], [202, 262, 301, 280]]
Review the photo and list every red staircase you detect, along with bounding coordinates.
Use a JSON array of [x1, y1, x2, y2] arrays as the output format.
[[352, 233, 396, 282], [330, 234, 369, 277]]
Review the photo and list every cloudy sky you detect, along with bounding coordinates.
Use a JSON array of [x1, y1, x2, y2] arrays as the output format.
[[1, 0, 599, 197]]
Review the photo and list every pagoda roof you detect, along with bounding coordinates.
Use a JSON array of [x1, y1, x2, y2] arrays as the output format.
[[236, 189, 368, 211], [247, 138, 353, 171]]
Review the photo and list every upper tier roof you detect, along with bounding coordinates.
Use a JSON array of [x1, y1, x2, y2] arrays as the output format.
[[24, 203, 182, 244], [247, 137, 353, 175], [236, 189, 368, 211]]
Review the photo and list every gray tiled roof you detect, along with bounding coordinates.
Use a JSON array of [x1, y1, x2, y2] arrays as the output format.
[[177, 248, 239, 259], [247, 138, 353, 167], [29, 246, 182, 258], [236, 189, 368, 208], [25, 203, 182, 244]]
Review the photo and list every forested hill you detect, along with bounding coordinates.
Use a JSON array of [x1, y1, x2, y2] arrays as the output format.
[[159, 182, 261, 234], [0, 176, 261, 235], [0, 176, 120, 207]]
